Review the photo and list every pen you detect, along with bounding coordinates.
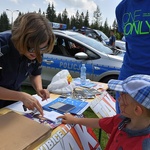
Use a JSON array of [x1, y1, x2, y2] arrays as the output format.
[[23, 105, 27, 111]]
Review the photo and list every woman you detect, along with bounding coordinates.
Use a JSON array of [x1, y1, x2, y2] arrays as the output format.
[[0, 12, 55, 115]]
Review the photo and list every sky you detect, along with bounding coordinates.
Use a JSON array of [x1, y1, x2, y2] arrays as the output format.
[[0, 0, 122, 27]]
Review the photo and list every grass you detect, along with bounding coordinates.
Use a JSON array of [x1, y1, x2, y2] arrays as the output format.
[[83, 107, 108, 149], [21, 85, 108, 149], [21, 85, 36, 95]]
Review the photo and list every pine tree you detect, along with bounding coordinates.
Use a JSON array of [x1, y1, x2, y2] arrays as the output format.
[[103, 19, 110, 37], [93, 5, 102, 29], [0, 12, 10, 31], [84, 11, 89, 27], [62, 8, 68, 24], [46, 3, 51, 21]]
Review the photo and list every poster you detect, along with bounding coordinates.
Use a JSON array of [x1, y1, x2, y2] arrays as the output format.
[[90, 91, 116, 118]]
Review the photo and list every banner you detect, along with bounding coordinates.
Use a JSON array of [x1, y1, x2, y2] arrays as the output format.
[[36, 124, 101, 150]]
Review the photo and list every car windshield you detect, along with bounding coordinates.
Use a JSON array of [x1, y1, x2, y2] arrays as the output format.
[[70, 33, 113, 54], [95, 30, 109, 41]]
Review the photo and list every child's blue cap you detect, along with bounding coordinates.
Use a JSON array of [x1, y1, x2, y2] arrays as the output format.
[[108, 74, 150, 109]]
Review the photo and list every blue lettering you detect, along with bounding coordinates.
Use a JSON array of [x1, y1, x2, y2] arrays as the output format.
[[60, 62, 63, 67], [59, 61, 80, 71]]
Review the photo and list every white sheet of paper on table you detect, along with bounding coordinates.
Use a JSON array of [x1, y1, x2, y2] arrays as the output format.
[[6, 94, 54, 114], [43, 110, 63, 122]]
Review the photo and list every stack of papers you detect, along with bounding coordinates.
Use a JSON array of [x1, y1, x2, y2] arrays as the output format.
[[73, 88, 102, 99]]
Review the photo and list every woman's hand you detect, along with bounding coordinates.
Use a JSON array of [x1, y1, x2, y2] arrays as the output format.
[[21, 92, 43, 115], [29, 75, 50, 101], [37, 88, 50, 101]]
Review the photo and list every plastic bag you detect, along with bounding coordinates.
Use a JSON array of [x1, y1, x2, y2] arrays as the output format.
[[47, 70, 75, 94]]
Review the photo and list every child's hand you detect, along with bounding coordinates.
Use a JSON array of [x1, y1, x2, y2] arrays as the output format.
[[57, 113, 76, 124]]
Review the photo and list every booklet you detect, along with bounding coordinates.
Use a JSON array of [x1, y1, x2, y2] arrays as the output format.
[[48, 102, 76, 113], [24, 110, 61, 129], [43, 97, 90, 115]]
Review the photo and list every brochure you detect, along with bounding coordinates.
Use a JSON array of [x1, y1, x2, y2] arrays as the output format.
[[24, 110, 60, 129], [43, 97, 90, 115]]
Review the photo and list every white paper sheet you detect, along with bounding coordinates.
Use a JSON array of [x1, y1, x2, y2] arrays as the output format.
[[43, 110, 63, 122], [6, 94, 53, 114]]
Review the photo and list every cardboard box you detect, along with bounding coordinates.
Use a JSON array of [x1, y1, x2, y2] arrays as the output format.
[[0, 111, 52, 150]]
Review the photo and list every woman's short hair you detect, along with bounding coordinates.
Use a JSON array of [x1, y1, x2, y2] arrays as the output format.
[[11, 12, 55, 62]]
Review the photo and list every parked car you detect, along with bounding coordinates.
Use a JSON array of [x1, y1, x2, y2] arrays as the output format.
[[76, 27, 126, 51], [24, 30, 123, 87], [93, 29, 126, 50]]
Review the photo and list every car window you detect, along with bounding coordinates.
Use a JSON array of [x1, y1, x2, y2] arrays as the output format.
[[94, 30, 109, 41], [84, 30, 97, 38], [51, 36, 99, 60], [52, 37, 70, 56], [68, 41, 99, 59], [70, 34, 112, 54]]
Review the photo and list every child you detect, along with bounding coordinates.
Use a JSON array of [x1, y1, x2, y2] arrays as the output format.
[[58, 74, 150, 150]]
